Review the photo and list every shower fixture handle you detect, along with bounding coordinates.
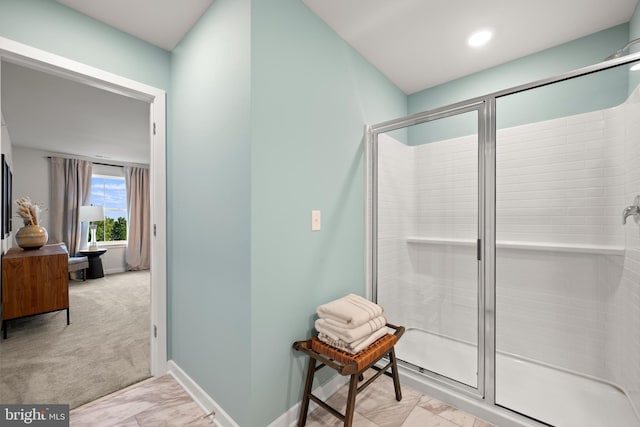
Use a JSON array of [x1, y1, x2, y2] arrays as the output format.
[[622, 195, 640, 225]]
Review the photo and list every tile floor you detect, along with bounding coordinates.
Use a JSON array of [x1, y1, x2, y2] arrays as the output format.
[[305, 371, 495, 427], [70, 375, 214, 427], [69, 372, 493, 427]]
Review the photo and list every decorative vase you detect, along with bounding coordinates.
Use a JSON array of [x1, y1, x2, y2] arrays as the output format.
[[15, 225, 48, 250]]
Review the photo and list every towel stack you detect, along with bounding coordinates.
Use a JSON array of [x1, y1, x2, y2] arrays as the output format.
[[315, 293, 388, 355]]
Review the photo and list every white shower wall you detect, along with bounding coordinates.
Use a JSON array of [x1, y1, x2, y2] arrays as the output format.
[[495, 106, 625, 381], [376, 90, 639, 411], [619, 92, 640, 413], [376, 136, 417, 326]]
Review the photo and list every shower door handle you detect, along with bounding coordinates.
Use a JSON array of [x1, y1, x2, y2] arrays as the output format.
[[477, 239, 482, 261]]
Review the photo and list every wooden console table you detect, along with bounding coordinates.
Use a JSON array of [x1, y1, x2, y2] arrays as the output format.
[[1, 245, 69, 339]]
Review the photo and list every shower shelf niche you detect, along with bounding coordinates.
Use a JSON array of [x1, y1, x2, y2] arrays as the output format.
[[406, 237, 624, 256]]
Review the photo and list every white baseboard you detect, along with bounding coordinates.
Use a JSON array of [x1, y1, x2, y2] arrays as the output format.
[[268, 373, 348, 427], [167, 360, 239, 427], [168, 360, 347, 427]]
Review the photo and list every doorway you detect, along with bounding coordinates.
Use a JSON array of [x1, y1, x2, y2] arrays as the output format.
[[0, 36, 167, 404]]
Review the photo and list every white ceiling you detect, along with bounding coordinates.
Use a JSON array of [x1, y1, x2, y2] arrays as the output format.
[[1, 61, 150, 165], [304, 0, 639, 94], [55, 0, 214, 51]]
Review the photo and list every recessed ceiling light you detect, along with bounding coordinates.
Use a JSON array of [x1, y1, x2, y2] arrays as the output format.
[[631, 63, 640, 71], [468, 30, 493, 47]]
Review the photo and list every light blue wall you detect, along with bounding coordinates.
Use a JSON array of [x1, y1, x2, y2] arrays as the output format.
[[0, 0, 170, 90], [250, 0, 406, 425], [168, 0, 252, 424], [407, 25, 630, 144], [632, 1, 640, 42]]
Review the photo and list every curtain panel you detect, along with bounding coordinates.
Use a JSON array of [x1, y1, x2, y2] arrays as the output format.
[[124, 166, 150, 270], [49, 157, 92, 256]]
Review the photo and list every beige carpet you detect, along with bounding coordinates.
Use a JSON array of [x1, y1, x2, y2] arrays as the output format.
[[0, 270, 151, 409]]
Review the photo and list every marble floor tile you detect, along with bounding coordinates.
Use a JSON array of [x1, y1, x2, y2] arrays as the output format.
[[438, 407, 477, 427], [354, 376, 422, 427], [418, 396, 454, 415], [306, 369, 496, 427], [305, 407, 380, 427], [472, 419, 495, 427], [111, 418, 140, 427], [309, 371, 421, 427], [69, 368, 494, 427], [70, 375, 214, 427], [401, 406, 459, 427], [134, 399, 211, 427]]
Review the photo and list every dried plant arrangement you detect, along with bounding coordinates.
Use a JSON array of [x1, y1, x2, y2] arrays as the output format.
[[15, 197, 44, 226]]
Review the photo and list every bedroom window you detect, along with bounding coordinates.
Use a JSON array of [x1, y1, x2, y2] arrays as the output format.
[[90, 175, 127, 242]]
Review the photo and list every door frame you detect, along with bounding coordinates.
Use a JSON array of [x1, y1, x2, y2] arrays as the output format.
[[0, 36, 168, 375]]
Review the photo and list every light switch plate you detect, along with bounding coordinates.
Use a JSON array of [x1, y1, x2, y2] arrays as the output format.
[[311, 210, 321, 231]]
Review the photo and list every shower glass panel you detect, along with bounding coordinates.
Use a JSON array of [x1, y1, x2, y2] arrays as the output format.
[[376, 109, 481, 390], [495, 62, 640, 426]]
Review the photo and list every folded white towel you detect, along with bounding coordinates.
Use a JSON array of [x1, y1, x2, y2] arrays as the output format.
[[315, 316, 387, 344], [316, 293, 383, 327], [318, 327, 389, 354]]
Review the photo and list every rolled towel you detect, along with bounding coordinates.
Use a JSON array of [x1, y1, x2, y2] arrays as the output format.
[[315, 316, 386, 344], [318, 327, 389, 355], [316, 293, 383, 327]]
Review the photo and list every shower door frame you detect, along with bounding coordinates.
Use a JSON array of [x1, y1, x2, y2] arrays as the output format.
[[366, 49, 640, 410], [367, 99, 490, 399]]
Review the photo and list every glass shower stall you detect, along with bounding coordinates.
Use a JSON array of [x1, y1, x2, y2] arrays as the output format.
[[368, 52, 640, 426]]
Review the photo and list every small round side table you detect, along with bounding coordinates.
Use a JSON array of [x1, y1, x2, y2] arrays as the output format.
[[77, 249, 107, 279]]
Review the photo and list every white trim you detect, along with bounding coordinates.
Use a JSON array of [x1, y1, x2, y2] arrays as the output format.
[[149, 89, 168, 376], [267, 373, 348, 427], [168, 360, 238, 427], [0, 37, 157, 102], [364, 125, 373, 301], [0, 36, 168, 376], [97, 241, 128, 248]]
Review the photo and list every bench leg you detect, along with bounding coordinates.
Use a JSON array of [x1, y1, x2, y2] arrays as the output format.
[[298, 356, 316, 427], [389, 348, 402, 401], [344, 374, 359, 427]]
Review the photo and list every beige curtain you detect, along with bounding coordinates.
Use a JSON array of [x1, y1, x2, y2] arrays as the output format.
[[49, 157, 92, 256], [125, 166, 150, 270]]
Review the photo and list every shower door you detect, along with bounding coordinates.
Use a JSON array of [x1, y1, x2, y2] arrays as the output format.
[[373, 102, 486, 393], [492, 61, 640, 427]]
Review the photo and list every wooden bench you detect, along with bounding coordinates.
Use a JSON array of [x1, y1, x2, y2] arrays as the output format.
[[293, 323, 404, 426]]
